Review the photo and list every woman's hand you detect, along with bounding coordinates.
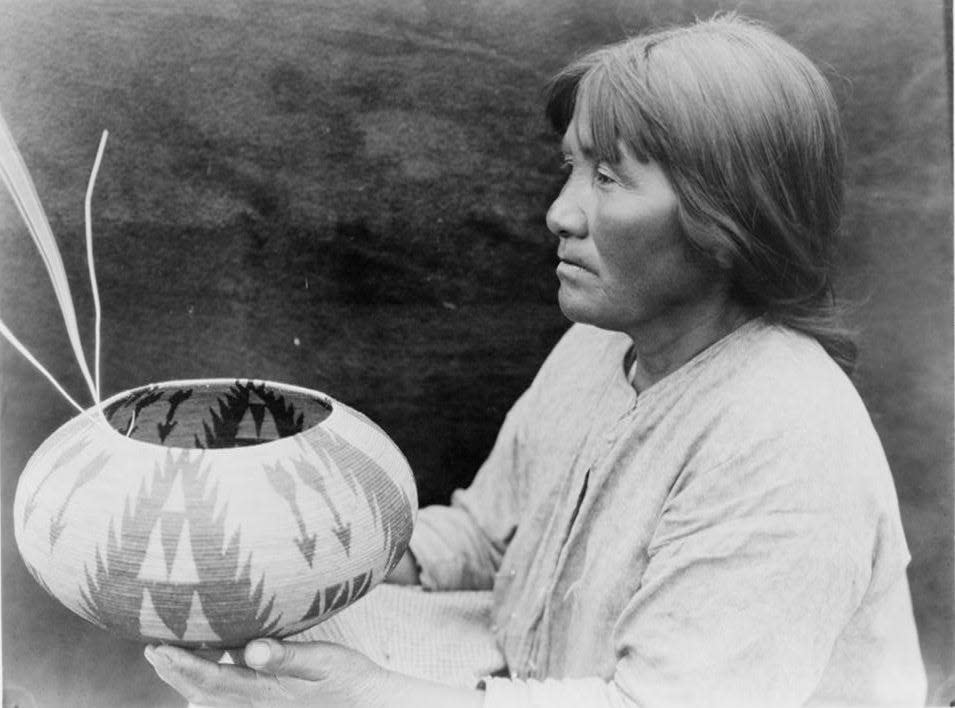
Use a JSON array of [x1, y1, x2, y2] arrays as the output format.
[[145, 638, 484, 708], [145, 639, 399, 707], [385, 549, 421, 585]]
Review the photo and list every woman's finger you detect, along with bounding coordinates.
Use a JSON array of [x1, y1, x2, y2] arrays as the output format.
[[145, 644, 276, 706]]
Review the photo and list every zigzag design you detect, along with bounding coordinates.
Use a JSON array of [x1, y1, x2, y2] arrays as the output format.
[[301, 569, 374, 623]]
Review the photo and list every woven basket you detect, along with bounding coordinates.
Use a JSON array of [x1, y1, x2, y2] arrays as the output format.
[[12, 379, 417, 649]]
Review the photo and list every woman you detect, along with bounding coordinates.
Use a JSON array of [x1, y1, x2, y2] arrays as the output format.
[[146, 14, 926, 706]]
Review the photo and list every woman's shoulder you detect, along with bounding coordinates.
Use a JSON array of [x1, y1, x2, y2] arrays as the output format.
[[690, 319, 892, 487], [689, 321, 910, 578], [722, 321, 870, 426]]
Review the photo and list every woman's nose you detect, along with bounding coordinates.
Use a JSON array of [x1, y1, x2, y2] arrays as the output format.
[[546, 187, 587, 239]]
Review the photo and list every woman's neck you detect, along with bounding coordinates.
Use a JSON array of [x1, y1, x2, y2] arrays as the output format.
[[627, 301, 753, 393]]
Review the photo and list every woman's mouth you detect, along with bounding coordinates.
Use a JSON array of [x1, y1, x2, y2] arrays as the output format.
[[556, 260, 590, 277]]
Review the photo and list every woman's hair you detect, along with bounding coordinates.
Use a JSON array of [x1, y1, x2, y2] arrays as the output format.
[[545, 14, 857, 373]]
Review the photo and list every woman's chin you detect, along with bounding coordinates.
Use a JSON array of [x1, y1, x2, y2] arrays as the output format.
[[557, 292, 637, 334], [557, 291, 597, 326]]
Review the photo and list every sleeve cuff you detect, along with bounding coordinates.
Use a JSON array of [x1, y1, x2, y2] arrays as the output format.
[[408, 510, 456, 590], [408, 505, 497, 590], [481, 677, 629, 708]]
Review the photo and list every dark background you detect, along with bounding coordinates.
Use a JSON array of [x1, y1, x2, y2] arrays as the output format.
[[0, 1, 950, 705]]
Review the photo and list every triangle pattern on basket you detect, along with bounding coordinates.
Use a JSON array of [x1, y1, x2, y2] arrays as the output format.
[[140, 586, 180, 641], [162, 472, 187, 514], [182, 590, 221, 644], [145, 581, 199, 640], [235, 404, 279, 443], [138, 523, 168, 584], [160, 512, 186, 577], [168, 520, 200, 584]]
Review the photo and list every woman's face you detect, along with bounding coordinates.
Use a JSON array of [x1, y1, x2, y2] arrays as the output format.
[[546, 113, 728, 338]]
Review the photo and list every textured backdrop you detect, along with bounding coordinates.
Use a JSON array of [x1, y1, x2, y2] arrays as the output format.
[[0, 1, 951, 705]]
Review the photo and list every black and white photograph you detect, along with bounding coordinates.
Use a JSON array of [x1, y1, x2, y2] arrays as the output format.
[[0, 1, 950, 706]]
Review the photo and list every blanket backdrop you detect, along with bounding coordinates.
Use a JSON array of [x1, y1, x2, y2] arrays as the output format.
[[0, 1, 950, 705]]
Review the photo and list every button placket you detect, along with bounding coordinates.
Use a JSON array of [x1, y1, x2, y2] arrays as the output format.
[[533, 405, 641, 674], [516, 385, 637, 679]]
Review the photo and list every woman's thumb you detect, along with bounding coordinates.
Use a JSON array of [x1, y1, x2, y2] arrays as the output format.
[[244, 639, 326, 679]]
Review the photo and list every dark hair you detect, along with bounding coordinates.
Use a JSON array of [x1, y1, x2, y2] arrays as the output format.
[[545, 14, 857, 372]]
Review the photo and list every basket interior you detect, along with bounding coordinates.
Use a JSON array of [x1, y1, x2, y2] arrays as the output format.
[[101, 380, 332, 449]]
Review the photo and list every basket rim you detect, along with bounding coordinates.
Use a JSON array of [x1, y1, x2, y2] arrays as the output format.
[[81, 378, 340, 455]]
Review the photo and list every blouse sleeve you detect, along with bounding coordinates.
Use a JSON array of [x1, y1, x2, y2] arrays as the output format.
[[406, 324, 592, 592], [407, 387, 535, 591]]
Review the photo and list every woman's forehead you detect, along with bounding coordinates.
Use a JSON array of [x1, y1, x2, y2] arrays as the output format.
[[563, 108, 649, 168], [564, 102, 612, 159], [566, 73, 655, 165], [561, 112, 596, 155]]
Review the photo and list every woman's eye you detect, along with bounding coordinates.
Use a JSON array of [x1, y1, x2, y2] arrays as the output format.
[[595, 169, 616, 186]]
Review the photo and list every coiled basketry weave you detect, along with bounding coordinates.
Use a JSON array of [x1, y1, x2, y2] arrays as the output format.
[[13, 378, 417, 649]]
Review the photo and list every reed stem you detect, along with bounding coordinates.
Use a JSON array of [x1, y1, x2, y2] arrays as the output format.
[[0, 108, 109, 413], [0, 321, 84, 413], [85, 130, 108, 404]]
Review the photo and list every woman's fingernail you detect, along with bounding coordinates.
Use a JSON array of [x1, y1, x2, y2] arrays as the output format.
[[245, 641, 271, 667], [149, 645, 174, 667]]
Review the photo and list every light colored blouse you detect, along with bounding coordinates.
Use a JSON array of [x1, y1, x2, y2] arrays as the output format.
[[409, 319, 926, 707]]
